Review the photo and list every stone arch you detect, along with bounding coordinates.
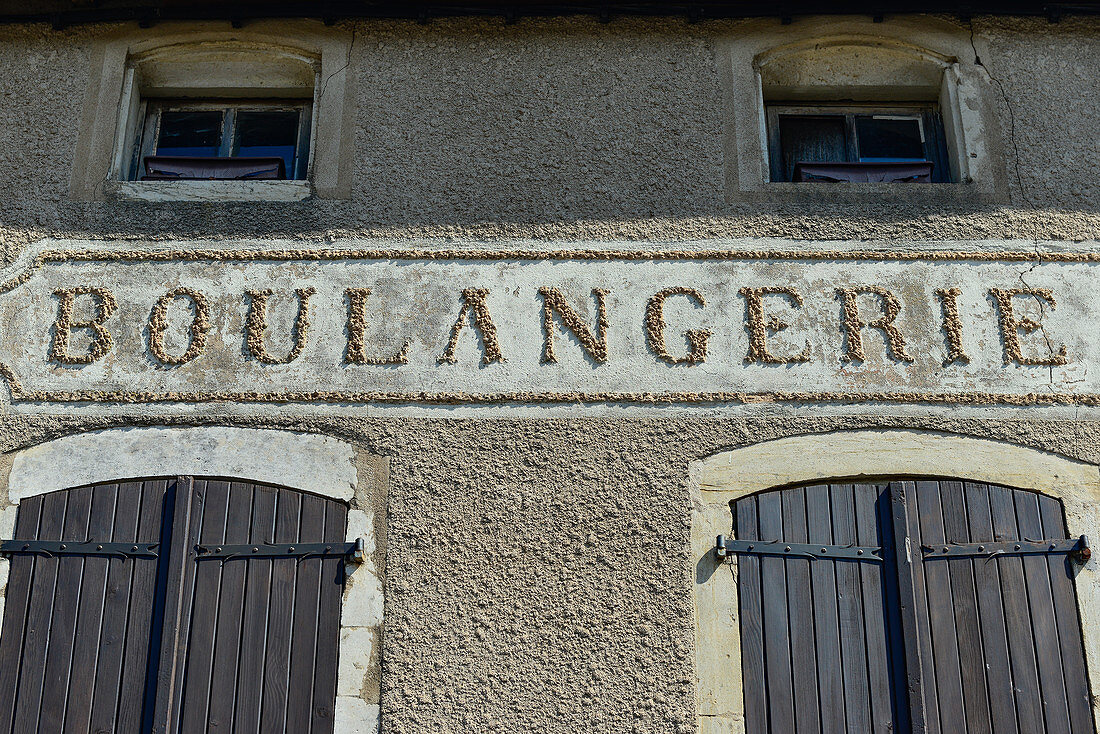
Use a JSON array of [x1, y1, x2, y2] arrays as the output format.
[[5, 426, 356, 502], [691, 429, 1100, 734], [755, 34, 955, 102]]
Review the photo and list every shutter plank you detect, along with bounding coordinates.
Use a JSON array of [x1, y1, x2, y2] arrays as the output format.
[[940, 480, 993, 734], [735, 495, 767, 734], [62, 483, 119, 734], [116, 479, 169, 734], [831, 483, 872, 734], [286, 494, 328, 731], [88, 480, 146, 734], [915, 479, 967, 733], [150, 477, 200, 734], [854, 484, 895, 733], [1013, 490, 1073, 733], [38, 485, 93, 731], [904, 480, 940, 734], [962, 482, 1020, 734], [11, 490, 69, 733], [206, 481, 255, 732], [234, 483, 278, 732], [312, 500, 347, 732], [1036, 496, 1095, 733], [178, 479, 232, 732], [989, 484, 1045, 732], [782, 486, 820, 733], [886, 482, 922, 734], [806, 484, 846, 734], [260, 488, 302, 732], [758, 490, 795, 732], [0, 494, 43, 733]]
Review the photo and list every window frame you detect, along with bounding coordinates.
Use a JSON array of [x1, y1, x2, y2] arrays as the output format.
[[132, 98, 313, 181], [765, 103, 951, 183]]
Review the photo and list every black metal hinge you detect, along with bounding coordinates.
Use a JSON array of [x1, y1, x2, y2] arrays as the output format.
[[194, 537, 365, 563], [715, 535, 884, 562], [0, 540, 159, 558], [921, 535, 1091, 564]]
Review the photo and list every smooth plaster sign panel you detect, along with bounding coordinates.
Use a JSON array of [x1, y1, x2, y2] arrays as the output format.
[[0, 238, 1097, 415]]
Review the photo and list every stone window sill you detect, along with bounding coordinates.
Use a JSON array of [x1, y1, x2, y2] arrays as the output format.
[[105, 179, 313, 203]]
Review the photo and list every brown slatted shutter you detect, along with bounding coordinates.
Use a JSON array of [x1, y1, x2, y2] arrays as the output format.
[[156, 479, 348, 734], [734, 483, 906, 734], [731, 478, 1094, 734], [0, 479, 171, 734], [0, 476, 348, 734], [902, 480, 1093, 734]]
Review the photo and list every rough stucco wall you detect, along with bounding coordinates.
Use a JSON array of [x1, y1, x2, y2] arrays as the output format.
[[1, 415, 1098, 733], [0, 11, 1099, 733], [0, 16, 1096, 250]]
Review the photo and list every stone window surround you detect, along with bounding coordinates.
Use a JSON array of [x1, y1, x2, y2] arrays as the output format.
[[69, 21, 356, 202], [720, 17, 1008, 205], [691, 428, 1100, 734], [0, 426, 383, 734]]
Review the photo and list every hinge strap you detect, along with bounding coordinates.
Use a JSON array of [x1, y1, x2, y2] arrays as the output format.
[[715, 535, 884, 562], [0, 540, 159, 558], [194, 538, 365, 563], [921, 535, 1090, 564]]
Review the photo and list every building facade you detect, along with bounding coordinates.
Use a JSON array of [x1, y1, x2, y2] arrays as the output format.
[[0, 3, 1097, 732]]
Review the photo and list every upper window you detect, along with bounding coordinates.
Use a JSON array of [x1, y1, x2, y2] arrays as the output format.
[[73, 31, 355, 201], [723, 24, 1007, 203], [767, 104, 951, 183], [135, 100, 312, 181]]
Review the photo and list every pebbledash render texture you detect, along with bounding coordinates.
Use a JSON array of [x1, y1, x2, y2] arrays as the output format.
[[0, 5, 1097, 734]]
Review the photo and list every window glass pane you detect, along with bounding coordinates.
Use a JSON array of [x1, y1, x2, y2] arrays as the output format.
[[233, 110, 301, 177], [156, 111, 224, 157], [777, 115, 848, 182], [855, 116, 925, 162]]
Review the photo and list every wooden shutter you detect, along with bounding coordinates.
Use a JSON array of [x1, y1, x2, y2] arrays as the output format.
[[0, 479, 170, 734], [901, 479, 1093, 734], [0, 476, 348, 734], [774, 115, 849, 182], [156, 479, 348, 734], [735, 483, 906, 734], [733, 479, 1093, 734]]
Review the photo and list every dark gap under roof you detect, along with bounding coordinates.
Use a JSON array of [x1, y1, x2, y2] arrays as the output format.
[[3, 1, 1099, 29]]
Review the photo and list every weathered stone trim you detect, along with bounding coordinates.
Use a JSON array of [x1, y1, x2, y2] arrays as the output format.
[[6, 374, 1100, 406], [690, 430, 1100, 734], [0, 427, 381, 734], [6, 244, 1100, 295]]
